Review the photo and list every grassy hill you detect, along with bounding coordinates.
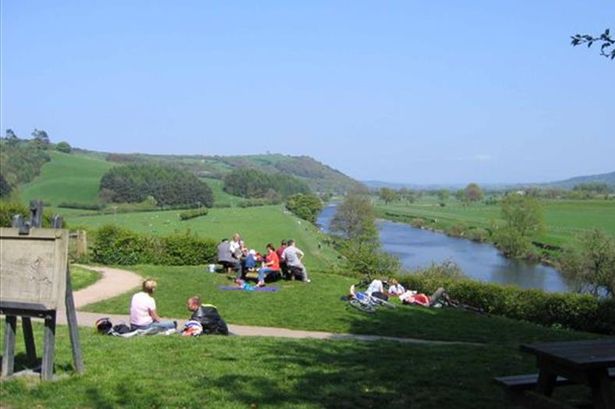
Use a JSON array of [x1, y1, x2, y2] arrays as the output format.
[[103, 151, 362, 194], [544, 170, 615, 189], [20, 151, 115, 206]]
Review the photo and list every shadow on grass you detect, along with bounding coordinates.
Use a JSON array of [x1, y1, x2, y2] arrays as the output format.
[[193, 340, 518, 409]]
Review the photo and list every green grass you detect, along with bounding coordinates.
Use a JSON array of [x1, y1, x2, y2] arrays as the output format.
[[70, 264, 102, 291], [1, 283, 605, 409], [201, 177, 244, 207], [20, 151, 114, 206], [83, 265, 593, 346], [64, 205, 339, 271], [377, 198, 615, 248]]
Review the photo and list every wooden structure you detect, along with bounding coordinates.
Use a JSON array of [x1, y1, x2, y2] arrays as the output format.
[[0, 201, 84, 380], [496, 339, 615, 409]]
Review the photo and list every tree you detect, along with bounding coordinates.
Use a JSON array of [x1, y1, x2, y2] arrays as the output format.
[[464, 183, 484, 203], [285, 193, 323, 223], [437, 189, 449, 202], [56, 141, 72, 153], [571, 29, 614, 60], [378, 187, 399, 204], [494, 194, 544, 258], [330, 193, 378, 242], [561, 229, 615, 297], [0, 174, 12, 198], [31, 129, 50, 145], [4, 129, 19, 146]]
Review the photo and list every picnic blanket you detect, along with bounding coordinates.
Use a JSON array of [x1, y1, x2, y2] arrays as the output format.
[[219, 285, 279, 292]]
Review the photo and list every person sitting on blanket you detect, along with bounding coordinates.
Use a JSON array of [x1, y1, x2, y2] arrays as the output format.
[[398, 287, 452, 307], [387, 278, 405, 296], [129, 279, 176, 332], [256, 243, 281, 287], [185, 295, 229, 335]]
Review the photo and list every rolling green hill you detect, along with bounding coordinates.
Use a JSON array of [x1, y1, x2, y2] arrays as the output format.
[[103, 151, 362, 194], [544, 170, 615, 189], [20, 151, 114, 206]]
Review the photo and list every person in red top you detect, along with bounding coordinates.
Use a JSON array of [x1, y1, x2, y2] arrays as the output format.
[[257, 243, 281, 287], [276, 240, 288, 278]]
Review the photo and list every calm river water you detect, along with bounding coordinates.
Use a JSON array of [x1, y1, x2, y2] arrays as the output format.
[[317, 204, 569, 293]]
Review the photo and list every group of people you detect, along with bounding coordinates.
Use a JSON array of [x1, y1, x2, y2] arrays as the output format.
[[217, 233, 310, 287], [353, 278, 453, 308], [129, 279, 228, 336]]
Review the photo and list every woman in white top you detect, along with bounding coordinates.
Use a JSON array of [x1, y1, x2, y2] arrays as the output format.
[[129, 279, 176, 332]]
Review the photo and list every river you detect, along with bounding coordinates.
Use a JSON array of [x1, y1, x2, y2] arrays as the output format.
[[316, 204, 570, 293]]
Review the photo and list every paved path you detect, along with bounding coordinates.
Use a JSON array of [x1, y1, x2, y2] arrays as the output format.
[[63, 265, 481, 346]]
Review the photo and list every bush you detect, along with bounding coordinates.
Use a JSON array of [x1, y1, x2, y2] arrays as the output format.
[[179, 207, 209, 220], [395, 268, 615, 334], [91, 224, 217, 265], [58, 202, 105, 211], [286, 193, 323, 223], [56, 141, 72, 153]]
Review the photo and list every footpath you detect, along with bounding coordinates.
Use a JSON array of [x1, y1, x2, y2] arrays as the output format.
[[60, 265, 478, 346]]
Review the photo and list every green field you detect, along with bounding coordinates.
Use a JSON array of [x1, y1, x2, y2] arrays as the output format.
[[65, 205, 339, 272], [201, 177, 244, 206], [1, 264, 605, 409], [20, 151, 115, 206], [376, 197, 615, 247]]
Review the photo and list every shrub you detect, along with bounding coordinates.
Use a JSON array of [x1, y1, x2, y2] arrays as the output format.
[[91, 224, 217, 265], [179, 207, 209, 221], [58, 202, 105, 211], [56, 141, 72, 153], [410, 218, 426, 229], [286, 193, 323, 223], [395, 268, 615, 334]]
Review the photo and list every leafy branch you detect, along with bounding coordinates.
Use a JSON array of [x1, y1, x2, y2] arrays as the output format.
[[571, 28, 614, 60]]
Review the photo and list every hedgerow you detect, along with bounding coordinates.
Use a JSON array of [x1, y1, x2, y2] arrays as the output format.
[[395, 265, 615, 334], [91, 225, 216, 265]]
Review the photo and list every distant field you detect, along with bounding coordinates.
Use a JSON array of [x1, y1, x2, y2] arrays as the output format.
[[64, 205, 339, 271], [200, 177, 243, 206], [20, 151, 114, 206], [377, 198, 615, 247]]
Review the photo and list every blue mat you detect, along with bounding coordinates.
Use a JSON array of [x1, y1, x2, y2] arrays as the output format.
[[219, 285, 279, 292]]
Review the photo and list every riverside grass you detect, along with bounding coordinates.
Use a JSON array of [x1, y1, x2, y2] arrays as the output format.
[[376, 197, 615, 248], [0, 269, 602, 409]]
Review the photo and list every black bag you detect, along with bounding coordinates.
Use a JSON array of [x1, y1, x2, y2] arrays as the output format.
[[112, 324, 131, 334], [95, 317, 113, 334]]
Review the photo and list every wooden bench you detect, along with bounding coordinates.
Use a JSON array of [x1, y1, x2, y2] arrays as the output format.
[[496, 368, 615, 391]]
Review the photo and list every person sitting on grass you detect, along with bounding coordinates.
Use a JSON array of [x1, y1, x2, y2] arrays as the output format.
[[256, 243, 281, 287], [387, 278, 406, 296], [218, 238, 243, 278], [129, 279, 176, 332], [398, 287, 453, 307], [185, 295, 229, 335], [281, 239, 311, 283]]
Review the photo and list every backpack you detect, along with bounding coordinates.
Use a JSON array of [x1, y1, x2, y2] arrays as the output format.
[[95, 318, 113, 334]]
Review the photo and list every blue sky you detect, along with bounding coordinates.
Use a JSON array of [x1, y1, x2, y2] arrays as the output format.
[[2, 1, 613, 184]]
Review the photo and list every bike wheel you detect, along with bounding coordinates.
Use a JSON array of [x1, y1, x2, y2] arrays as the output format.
[[348, 299, 376, 313]]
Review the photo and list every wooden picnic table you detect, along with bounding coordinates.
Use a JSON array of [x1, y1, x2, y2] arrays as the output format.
[[520, 338, 615, 409]]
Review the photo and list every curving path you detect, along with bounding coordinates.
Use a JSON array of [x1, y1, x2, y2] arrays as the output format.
[[60, 265, 481, 346]]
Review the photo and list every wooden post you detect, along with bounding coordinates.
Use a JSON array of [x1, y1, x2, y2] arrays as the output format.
[[41, 311, 56, 381], [22, 317, 37, 365], [65, 265, 84, 374], [76, 230, 87, 258], [1, 316, 17, 377]]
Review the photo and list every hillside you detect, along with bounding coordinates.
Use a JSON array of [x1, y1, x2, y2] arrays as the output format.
[[99, 151, 362, 194], [12, 148, 361, 208], [543, 171, 615, 189]]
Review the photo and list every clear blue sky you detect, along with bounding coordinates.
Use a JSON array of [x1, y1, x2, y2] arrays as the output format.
[[2, 1, 613, 185]]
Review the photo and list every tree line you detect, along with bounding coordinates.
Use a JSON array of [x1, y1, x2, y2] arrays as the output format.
[[222, 168, 310, 200], [99, 163, 214, 208]]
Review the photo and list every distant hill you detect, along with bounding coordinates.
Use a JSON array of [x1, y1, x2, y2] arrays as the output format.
[[542, 171, 615, 189], [99, 151, 362, 194], [14, 148, 361, 207]]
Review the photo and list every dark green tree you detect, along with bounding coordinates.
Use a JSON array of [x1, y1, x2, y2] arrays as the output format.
[[56, 141, 72, 153], [285, 193, 323, 223], [494, 194, 544, 258], [561, 229, 615, 297]]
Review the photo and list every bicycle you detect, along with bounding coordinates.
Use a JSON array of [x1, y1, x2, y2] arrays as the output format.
[[346, 284, 396, 313]]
